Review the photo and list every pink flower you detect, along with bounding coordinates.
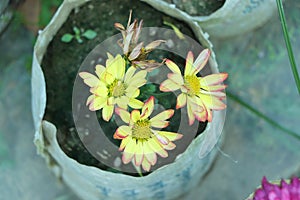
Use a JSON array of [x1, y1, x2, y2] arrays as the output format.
[[249, 176, 300, 200]]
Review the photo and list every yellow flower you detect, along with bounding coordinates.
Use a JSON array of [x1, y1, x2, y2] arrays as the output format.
[[114, 10, 165, 71], [160, 49, 228, 124], [113, 96, 183, 171], [79, 54, 147, 121]]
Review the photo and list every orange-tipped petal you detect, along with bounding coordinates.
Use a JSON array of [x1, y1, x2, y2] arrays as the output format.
[[141, 96, 154, 118], [134, 140, 144, 166], [119, 136, 131, 151], [150, 109, 174, 122], [153, 131, 169, 145], [162, 141, 176, 150], [142, 157, 151, 172], [167, 73, 184, 85], [207, 109, 213, 122], [79, 72, 100, 87], [148, 138, 168, 158], [176, 93, 187, 109], [184, 51, 194, 76], [201, 83, 227, 92], [122, 138, 136, 164], [165, 59, 181, 74], [193, 49, 210, 74], [114, 125, 131, 139], [187, 103, 195, 125], [102, 105, 114, 121], [115, 107, 130, 123], [194, 110, 207, 122], [143, 142, 157, 165], [200, 73, 228, 86], [160, 79, 181, 92], [158, 131, 183, 141], [199, 94, 227, 110], [150, 120, 169, 129], [201, 90, 226, 98]]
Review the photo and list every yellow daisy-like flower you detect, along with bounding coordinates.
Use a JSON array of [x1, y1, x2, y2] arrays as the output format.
[[79, 54, 147, 121], [160, 49, 228, 125], [113, 96, 183, 172]]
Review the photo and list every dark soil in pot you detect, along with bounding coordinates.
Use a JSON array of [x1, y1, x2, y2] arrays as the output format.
[[41, 0, 208, 176]]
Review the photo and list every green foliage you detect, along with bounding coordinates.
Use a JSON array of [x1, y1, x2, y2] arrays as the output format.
[[61, 27, 97, 44], [39, 0, 64, 27]]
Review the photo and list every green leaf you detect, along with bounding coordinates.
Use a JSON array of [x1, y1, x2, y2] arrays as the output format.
[[61, 34, 74, 43], [73, 27, 80, 36], [82, 29, 97, 40], [76, 36, 83, 43]]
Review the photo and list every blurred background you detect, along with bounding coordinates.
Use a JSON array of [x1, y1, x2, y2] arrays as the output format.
[[0, 0, 299, 199]]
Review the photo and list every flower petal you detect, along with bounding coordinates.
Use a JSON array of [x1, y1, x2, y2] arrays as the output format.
[[102, 105, 114, 121], [114, 125, 131, 139], [184, 51, 194, 76], [162, 141, 176, 150], [128, 42, 143, 60], [167, 73, 184, 85], [158, 131, 183, 141], [176, 93, 187, 109], [88, 96, 107, 111], [103, 71, 114, 85], [193, 49, 210, 74], [200, 73, 228, 86], [194, 110, 207, 122], [150, 109, 174, 122], [95, 64, 105, 78], [143, 142, 157, 165], [129, 98, 144, 109], [165, 59, 181, 74], [91, 85, 108, 96], [201, 84, 227, 92], [148, 138, 168, 158], [115, 96, 129, 109], [79, 72, 100, 87], [122, 138, 136, 164], [141, 157, 151, 172], [150, 120, 169, 129], [160, 79, 180, 92], [152, 130, 169, 145], [128, 70, 147, 84], [115, 107, 130, 123], [145, 40, 165, 51], [199, 93, 227, 110], [124, 66, 136, 83], [130, 109, 141, 123], [134, 140, 144, 166], [107, 55, 125, 80], [119, 136, 131, 151], [187, 102, 195, 125], [141, 96, 154, 119]]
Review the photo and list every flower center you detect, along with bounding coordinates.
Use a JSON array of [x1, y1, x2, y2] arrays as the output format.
[[107, 79, 127, 98], [132, 119, 152, 140], [184, 75, 201, 96]]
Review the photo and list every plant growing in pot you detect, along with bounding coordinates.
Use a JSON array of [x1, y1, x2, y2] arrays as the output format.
[[32, 0, 228, 199]]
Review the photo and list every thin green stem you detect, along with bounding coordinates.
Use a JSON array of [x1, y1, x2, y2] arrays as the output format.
[[276, 0, 300, 94], [227, 92, 300, 140]]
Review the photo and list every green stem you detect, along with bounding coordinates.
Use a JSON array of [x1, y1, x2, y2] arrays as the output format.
[[227, 92, 300, 141], [276, 0, 300, 94], [146, 91, 172, 97]]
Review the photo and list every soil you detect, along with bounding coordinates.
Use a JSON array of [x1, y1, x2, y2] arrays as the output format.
[[42, 0, 207, 176]]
